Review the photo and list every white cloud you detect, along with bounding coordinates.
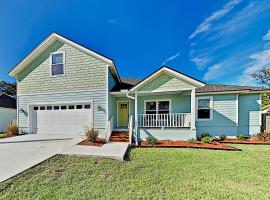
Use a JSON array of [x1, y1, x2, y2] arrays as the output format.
[[190, 56, 209, 70], [161, 52, 181, 66], [203, 64, 223, 81], [190, 0, 270, 83], [263, 29, 270, 41], [238, 29, 270, 85], [189, 0, 242, 40]]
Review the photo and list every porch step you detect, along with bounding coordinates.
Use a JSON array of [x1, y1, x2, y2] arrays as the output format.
[[110, 131, 129, 143]]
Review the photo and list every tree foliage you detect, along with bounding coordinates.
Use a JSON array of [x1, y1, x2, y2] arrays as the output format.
[[250, 67, 270, 88], [250, 67, 270, 107], [0, 81, 16, 95]]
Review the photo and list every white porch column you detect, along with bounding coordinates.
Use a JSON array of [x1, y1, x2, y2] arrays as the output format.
[[134, 91, 138, 145], [191, 87, 196, 130]]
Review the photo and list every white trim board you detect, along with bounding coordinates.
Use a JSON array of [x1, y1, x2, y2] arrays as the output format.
[[17, 88, 107, 97]]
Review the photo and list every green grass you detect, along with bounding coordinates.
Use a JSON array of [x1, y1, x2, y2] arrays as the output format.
[[1, 145, 270, 199]]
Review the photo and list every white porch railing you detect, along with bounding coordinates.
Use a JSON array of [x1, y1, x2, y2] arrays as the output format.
[[138, 113, 191, 128], [105, 116, 114, 142], [128, 115, 133, 145]]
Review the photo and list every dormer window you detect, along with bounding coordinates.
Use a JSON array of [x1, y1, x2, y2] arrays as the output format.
[[51, 51, 65, 76]]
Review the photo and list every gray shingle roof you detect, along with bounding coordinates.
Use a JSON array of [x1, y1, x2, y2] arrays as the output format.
[[0, 94, 16, 109], [196, 84, 265, 93], [121, 78, 142, 85], [111, 77, 268, 93]]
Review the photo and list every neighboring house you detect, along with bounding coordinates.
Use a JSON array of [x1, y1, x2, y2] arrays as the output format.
[[9, 33, 268, 141], [0, 94, 16, 132]]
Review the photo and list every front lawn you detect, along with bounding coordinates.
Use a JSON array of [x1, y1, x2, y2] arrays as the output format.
[[1, 145, 270, 199]]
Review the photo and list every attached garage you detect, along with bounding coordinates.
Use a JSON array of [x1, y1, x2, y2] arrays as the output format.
[[30, 101, 93, 135]]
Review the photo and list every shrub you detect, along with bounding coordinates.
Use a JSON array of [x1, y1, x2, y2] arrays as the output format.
[[252, 131, 270, 141], [202, 136, 214, 144], [85, 128, 99, 143], [188, 138, 197, 144], [146, 136, 157, 146], [219, 134, 227, 141], [5, 123, 19, 137], [236, 133, 245, 140], [201, 132, 211, 138]]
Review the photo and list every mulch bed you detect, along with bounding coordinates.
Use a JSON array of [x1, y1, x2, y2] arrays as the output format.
[[139, 140, 240, 151], [79, 138, 106, 147], [220, 138, 270, 145]]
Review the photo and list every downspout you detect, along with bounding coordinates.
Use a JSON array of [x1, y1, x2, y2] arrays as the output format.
[[126, 91, 138, 145], [126, 92, 135, 100]]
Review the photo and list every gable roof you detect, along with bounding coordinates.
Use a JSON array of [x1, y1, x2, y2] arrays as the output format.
[[9, 32, 120, 82], [0, 94, 16, 109], [128, 66, 205, 93]]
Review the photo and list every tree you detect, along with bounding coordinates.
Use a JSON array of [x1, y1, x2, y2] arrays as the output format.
[[250, 67, 270, 88], [250, 67, 270, 107], [0, 81, 16, 95]]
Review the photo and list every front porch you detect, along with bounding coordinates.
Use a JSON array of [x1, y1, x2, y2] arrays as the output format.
[[109, 88, 197, 142], [108, 67, 204, 142]]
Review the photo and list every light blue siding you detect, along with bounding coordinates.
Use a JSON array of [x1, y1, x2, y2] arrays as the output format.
[[108, 69, 117, 121], [238, 94, 261, 136], [18, 90, 107, 137], [196, 94, 238, 137], [108, 69, 116, 91], [138, 128, 196, 141]]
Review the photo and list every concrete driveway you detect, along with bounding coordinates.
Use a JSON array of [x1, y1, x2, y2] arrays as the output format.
[[0, 134, 84, 183]]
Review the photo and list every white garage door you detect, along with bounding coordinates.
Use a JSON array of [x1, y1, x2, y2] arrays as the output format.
[[31, 103, 93, 135]]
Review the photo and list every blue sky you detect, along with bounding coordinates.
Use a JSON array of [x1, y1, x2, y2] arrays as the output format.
[[1, 0, 270, 86]]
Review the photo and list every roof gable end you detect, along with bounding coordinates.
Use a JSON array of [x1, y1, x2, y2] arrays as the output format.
[[129, 66, 205, 92], [9, 33, 120, 82]]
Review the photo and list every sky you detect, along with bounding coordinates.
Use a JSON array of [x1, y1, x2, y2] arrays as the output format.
[[1, 0, 270, 86]]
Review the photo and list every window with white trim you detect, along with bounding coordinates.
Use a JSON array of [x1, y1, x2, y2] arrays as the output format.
[[145, 100, 170, 114], [197, 97, 212, 120], [51, 52, 65, 76]]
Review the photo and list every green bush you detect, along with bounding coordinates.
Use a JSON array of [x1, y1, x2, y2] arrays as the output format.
[[85, 128, 99, 143], [201, 132, 211, 138], [188, 138, 197, 144], [219, 134, 227, 141], [202, 136, 214, 143], [146, 136, 158, 145], [236, 133, 245, 140], [198, 132, 211, 140], [252, 131, 270, 141]]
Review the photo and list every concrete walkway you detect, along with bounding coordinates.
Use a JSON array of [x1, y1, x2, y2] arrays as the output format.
[[61, 142, 129, 161], [0, 134, 85, 183]]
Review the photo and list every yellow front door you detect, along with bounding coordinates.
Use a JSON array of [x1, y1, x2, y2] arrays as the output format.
[[118, 101, 129, 127]]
